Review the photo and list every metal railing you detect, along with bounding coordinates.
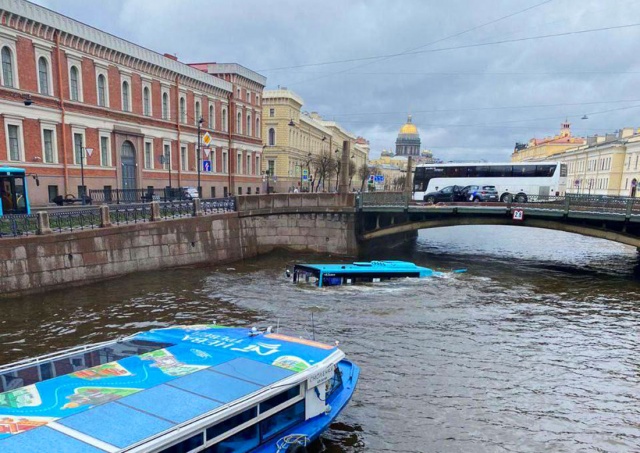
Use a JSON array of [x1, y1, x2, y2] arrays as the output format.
[[358, 191, 406, 208], [159, 200, 193, 219], [49, 209, 101, 233], [90, 188, 195, 204], [201, 197, 236, 214], [110, 204, 153, 225], [0, 214, 38, 237]]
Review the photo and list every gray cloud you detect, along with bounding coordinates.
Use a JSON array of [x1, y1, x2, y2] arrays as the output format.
[[35, 0, 640, 161]]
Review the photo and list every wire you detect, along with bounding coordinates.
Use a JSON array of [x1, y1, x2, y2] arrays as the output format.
[[260, 22, 640, 72]]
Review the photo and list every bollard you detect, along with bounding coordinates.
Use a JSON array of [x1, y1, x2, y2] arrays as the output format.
[[192, 198, 203, 217], [36, 211, 52, 235], [99, 205, 111, 227], [150, 201, 160, 221]]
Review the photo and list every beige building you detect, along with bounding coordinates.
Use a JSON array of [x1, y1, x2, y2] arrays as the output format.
[[262, 89, 368, 192], [512, 122, 586, 162]]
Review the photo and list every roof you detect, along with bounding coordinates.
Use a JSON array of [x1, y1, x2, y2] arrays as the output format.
[[399, 115, 419, 136], [262, 89, 304, 107], [0, 325, 340, 452], [0, 167, 26, 174], [2, 0, 232, 93], [295, 260, 434, 276], [194, 63, 267, 87]]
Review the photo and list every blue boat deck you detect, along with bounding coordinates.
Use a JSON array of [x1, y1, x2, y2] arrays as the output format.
[[0, 326, 341, 452]]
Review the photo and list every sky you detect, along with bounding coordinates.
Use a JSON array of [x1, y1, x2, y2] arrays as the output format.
[[32, 0, 640, 161]]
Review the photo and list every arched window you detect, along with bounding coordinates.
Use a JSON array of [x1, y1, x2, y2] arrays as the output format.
[[268, 128, 275, 146], [179, 97, 186, 123], [143, 87, 150, 116], [222, 108, 227, 132], [195, 101, 201, 125], [236, 112, 242, 134], [1, 47, 13, 87], [122, 81, 130, 111], [97, 74, 106, 106], [38, 57, 49, 95], [256, 118, 260, 138], [69, 66, 79, 101], [162, 92, 169, 119], [209, 105, 214, 129], [247, 114, 252, 136]]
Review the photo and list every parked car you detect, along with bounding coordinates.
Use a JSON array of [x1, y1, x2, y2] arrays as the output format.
[[461, 185, 499, 202], [423, 185, 465, 203]]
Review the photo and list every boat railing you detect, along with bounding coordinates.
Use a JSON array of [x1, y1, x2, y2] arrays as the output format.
[[0, 335, 133, 374]]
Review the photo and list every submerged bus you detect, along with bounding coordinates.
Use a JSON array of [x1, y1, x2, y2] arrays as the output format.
[[0, 167, 30, 216], [413, 162, 568, 203]]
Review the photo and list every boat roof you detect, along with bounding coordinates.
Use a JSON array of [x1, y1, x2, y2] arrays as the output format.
[[295, 260, 431, 273], [0, 325, 341, 452]]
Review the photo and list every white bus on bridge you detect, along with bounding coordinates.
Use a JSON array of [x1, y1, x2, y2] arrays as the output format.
[[413, 162, 568, 203]]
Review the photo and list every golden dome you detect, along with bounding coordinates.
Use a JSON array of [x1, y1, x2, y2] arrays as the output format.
[[399, 115, 418, 135]]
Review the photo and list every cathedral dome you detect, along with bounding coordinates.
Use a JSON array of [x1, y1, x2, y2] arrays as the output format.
[[395, 114, 421, 157], [398, 115, 419, 136]]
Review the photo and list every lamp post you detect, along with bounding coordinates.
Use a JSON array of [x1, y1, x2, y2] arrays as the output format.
[[79, 146, 93, 205], [197, 116, 203, 198], [264, 169, 271, 194]]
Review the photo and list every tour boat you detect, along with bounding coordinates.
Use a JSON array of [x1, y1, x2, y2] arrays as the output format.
[[0, 325, 359, 453], [291, 260, 464, 287]]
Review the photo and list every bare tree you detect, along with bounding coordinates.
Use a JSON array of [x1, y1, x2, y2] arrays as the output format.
[[358, 163, 375, 192], [312, 150, 338, 192]]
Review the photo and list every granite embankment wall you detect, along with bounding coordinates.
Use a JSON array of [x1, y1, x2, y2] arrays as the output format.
[[0, 194, 357, 298]]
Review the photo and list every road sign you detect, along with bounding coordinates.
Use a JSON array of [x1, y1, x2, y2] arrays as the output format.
[[85, 148, 94, 157], [202, 132, 212, 146], [374, 175, 384, 183], [302, 169, 308, 181], [203, 147, 211, 157], [512, 209, 524, 221], [203, 160, 211, 172], [574, 179, 580, 187]]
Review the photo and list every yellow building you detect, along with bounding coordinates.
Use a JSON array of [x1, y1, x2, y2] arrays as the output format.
[[262, 89, 369, 192], [512, 122, 586, 162]]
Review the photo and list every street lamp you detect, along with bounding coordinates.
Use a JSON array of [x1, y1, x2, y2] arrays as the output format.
[[197, 116, 203, 198], [79, 146, 93, 205]]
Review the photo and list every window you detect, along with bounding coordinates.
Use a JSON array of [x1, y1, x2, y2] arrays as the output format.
[[163, 144, 171, 170], [159, 433, 204, 453], [1, 46, 14, 87], [100, 136, 110, 167], [237, 112, 242, 134], [206, 425, 259, 453], [97, 74, 107, 106], [222, 151, 228, 173], [48, 185, 59, 202], [269, 108, 275, 118], [181, 146, 187, 171], [162, 92, 169, 120], [268, 128, 275, 146], [209, 104, 214, 129], [43, 129, 55, 163], [256, 118, 260, 138], [73, 133, 84, 164], [256, 156, 260, 175], [7, 124, 20, 161], [247, 154, 252, 175], [69, 66, 80, 101], [122, 81, 130, 111], [259, 400, 305, 442], [247, 114, 252, 136], [238, 186, 242, 195], [267, 160, 275, 176], [38, 57, 49, 95], [223, 186, 228, 197], [222, 108, 228, 132], [180, 97, 186, 123], [210, 187, 216, 198], [143, 87, 151, 116], [195, 101, 201, 125], [144, 141, 153, 169], [247, 187, 251, 195], [206, 407, 257, 440], [237, 153, 242, 174]]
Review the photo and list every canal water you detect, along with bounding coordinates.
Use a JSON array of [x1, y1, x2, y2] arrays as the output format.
[[1, 226, 640, 452]]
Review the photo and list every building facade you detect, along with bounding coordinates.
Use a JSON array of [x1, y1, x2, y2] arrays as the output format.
[[0, 0, 264, 205], [511, 122, 586, 162], [262, 88, 368, 192], [395, 115, 421, 156]]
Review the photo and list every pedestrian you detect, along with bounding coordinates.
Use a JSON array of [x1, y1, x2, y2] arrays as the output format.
[[293, 187, 299, 193], [631, 178, 637, 197]]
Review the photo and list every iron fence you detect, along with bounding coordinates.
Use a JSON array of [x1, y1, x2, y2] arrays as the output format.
[[110, 204, 152, 225], [0, 214, 38, 237], [359, 191, 406, 207], [201, 197, 236, 214], [89, 188, 194, 204], [49, 209, 101, 233], [159, 200, 193, 219]]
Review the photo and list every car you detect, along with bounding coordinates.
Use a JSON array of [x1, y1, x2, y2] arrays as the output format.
[[423, 185, 465, 203], [182, 186, 200, 199], [461, 185, 499, 202]]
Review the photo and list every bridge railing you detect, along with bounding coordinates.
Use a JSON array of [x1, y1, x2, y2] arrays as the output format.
[[359, 191, 406, 208]]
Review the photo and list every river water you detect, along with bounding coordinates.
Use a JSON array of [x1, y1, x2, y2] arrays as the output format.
[[1, 226, 640, 452]]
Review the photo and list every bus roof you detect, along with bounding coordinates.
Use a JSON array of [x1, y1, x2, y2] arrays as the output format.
[[415, 161, 559, 167], [0, 167, 26, 174]]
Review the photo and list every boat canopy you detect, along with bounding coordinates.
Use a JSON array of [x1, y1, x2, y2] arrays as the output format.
[[293, 261, 438, 287], [0, 325, 342, 452]]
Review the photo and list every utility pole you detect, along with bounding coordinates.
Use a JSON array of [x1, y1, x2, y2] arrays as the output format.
[[197, 117, 203, 198]]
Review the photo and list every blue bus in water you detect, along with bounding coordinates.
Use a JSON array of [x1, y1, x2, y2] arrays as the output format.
[[0, 167, 31, 216]]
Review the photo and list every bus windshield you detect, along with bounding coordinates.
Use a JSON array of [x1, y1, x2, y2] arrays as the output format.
[[0, 168, 30, 216], [413, 162, 567, 202]]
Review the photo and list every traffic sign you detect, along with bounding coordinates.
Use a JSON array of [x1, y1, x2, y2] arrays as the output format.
[[512, 209, 524, 221], [202, 132, 212, 146], [203, 147, 211, 157], [374, 175, 384, 183], [203, 160, 211, 172], [85, 148, 94, 157], [302, 169, 308, 181]]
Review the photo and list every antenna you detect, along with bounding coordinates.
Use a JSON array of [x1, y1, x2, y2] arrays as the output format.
[[311, 311, 315, 341]]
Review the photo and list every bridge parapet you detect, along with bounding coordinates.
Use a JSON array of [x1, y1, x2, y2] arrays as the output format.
[[237, 193, 356, 216]]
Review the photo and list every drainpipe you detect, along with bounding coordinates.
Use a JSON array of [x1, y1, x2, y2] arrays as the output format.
[[55, 31, 69, 195], [228, 90, 233, 194], [175, 75, 182, 187]]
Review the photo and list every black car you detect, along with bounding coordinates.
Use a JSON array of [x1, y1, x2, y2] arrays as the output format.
[[461, 185, 499, 202], [423, 185, 465, 203]]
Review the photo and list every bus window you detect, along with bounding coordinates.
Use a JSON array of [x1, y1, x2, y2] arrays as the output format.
[[14, 177, 26, 211], [489, 166, 512, 177], [512, 165, 536, 177], [476, 166, 490, 177], [535, 165, 556, 177]]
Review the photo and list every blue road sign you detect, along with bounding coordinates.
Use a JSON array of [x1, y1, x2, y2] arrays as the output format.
[[203, 160, 211, 172], [374, 175, 384, 183], [302, 169, 308, 181]]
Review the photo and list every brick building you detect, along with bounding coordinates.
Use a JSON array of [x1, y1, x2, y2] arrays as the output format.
[[0, 0, 265, 205]]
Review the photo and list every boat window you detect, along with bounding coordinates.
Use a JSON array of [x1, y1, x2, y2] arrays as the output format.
[[259, 385, 301, 414], [206, 406, 257, 441], [159, 433, 204, 453], [322, 276, 342, 286], [326, 365, 343, 399], [259, 400, 305, 442], [202, 425, 259, 453]]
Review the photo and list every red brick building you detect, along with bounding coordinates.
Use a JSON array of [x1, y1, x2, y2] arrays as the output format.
[[0, 0, 266, 205]]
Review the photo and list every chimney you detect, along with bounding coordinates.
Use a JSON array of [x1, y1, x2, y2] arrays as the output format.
[[164, 53, 178, 61]]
